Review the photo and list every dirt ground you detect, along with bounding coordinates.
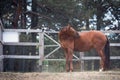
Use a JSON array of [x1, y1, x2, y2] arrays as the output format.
[[0, 71, 120, 80]]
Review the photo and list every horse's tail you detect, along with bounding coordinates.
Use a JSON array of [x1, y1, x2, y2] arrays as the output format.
[[104, 36, 110, 69]]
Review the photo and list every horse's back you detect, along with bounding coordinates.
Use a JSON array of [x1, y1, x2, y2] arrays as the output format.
[[81, 30, 106, 42]]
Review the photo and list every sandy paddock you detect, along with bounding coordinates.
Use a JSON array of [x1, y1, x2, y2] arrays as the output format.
[[0, 71, 120, 80]]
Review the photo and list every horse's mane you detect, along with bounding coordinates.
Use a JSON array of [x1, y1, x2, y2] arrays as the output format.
[[59, 25, 78, 41], [59, 28, 69, 40]]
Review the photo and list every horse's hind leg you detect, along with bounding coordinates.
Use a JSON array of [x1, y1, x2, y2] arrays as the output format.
[[97, 50, 106, 72]]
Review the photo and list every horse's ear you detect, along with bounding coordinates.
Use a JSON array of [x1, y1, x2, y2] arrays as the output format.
[[67, 24, 71, 27], [67, 24, 71, 30]]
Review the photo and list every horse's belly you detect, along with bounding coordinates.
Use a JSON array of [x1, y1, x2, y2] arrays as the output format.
[[74, 46, 91, 52], [74, 43, 93, 52]]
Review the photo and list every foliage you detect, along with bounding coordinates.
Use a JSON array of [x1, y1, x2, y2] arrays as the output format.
[[0, 0, 120, 30]]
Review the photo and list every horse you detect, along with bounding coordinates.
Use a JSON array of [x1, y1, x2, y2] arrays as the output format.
[[58, 24, 110, 72]]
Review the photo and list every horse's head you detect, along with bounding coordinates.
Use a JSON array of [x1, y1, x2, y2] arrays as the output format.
[[60, 24, 79, 38]]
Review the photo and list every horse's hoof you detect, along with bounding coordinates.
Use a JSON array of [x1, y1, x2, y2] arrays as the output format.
[[99, 68, 104, 72], [69, 70, 73, 72]]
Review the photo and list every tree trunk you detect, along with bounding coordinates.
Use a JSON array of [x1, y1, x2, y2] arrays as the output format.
[[13, 0, 22, 28], [86, 18, 89, 30], [96, 6, 103, 30]]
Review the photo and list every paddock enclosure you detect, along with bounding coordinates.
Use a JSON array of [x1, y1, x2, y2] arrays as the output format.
[[0, 22, 120, 72], [0, 22, 120, 80]]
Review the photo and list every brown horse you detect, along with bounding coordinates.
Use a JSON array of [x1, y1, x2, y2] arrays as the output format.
[[58, 24, 110, 72]]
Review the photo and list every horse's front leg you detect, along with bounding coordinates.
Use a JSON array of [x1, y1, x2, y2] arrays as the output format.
[[69, 54, 73, 72], [65, 48, 73, 72], [68, 48, 73, 72], [64, 49, 70, 72], [65, 53, 69, 72]]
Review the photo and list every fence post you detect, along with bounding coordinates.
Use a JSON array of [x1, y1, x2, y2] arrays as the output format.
[[38, 32, 44, 72], [80, 52, 84, 71], [0, 19, 3, 72]]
